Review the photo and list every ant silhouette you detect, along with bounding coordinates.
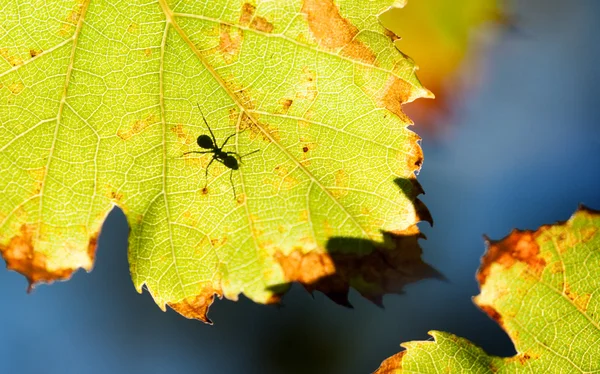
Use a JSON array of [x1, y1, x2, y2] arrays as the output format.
[[184, 105, 259, 198]]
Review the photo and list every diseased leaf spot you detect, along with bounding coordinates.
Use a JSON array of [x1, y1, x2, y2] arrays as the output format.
[[127, 23, 139, 34], [280, 98, 293, 113], [301, 0, 376, 64], [295, 67, 317, 102], [219, 24, 243, 64], [7, 82, 25, 95], [117, 114, 157, 140], [302, 146, 309, 153], [0, 224, 96, 291], [239, 3, 255, 26], [236, 193, 246, 205], [239, 113, 279, 142], [379, 76, 413, 123], [239, 3, 274, 33], [59, 1, 85, 37], [267, 164, 299, 190], [167, 287, 223, 324], [170, 124, 195, 144], [373, 351, 406, 374], [250, 16, 274, 33], [29, 49, 42, 58], [564, 283, 592, 312], [210, 236, 228, 247], [109, 191, 123, 202], [479, 304, 504, 329], [0, 48, 24, 66], [478, 231, 547, 287], [28, 167, 46, 195]]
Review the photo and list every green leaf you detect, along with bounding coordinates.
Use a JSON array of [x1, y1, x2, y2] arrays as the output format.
[[375, 206, 600, 373], [0, 0, 433, 322]]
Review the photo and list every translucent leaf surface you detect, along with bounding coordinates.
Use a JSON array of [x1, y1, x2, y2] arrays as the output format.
[[375, 206, 600, 373], [0, 0, 434, 322]]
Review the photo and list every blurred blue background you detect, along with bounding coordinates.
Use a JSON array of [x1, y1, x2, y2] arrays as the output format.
[[2, 1, 599, 373]]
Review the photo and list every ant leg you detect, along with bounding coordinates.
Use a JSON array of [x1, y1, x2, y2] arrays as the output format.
[[229, 169, 236, 199], [220, 132, 238, 148], [204, 157, 216, 189], [225, 149, 259, 163], [183, 151, 213, 156], [239, 149, 260, 159], [220, 127, 249, 149]]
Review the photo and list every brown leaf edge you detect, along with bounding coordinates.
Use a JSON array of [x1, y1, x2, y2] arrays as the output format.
[[373, 205, 600, 373], [269, 177, 441, 308], [1, 223, 102, 292]]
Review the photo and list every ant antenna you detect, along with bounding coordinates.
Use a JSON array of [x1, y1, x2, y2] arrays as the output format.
[[239, 149, 260, 160], [196, 103, 218, 146]]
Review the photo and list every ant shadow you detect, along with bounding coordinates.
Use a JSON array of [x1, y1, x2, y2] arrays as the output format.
[[268, 177, 443, 307]]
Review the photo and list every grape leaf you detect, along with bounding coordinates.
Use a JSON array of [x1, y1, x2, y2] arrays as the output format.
[[0, 0, 434, 322], [375, 206, 600, 373]]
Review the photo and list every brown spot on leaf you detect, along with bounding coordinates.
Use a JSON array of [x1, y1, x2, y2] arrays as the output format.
[[506, 352, 539, 366], [239, 112, 279, 142], [0, 224, 95, 291], [302, 146, 309, 153], [109, 191, 123, 202], [28, 167, 46, 195], [127, 23, 139, 34], [239, 3, 273, 32], [8, 82, 24, 95], [236, 193, 246, 205], [478, 231, 547, 287], [383, 28, 401, 43], [0, 48, 24, 66], [201, 187, 208, 195], [564, 283, 592, 312], [117, 114, 156, 140], [167, 287, 223, 324], [479, 304, 504, 330], [29, 49, 42, 58], [87, 233, 99, 263], [210, 236, 227, 247], [373, 351, 406, 374], [280, 98, 293, 113], [379, 75, 413, 123], [59, 0, 85, 36], [267, 164, 299, 190], [301, 0, 376, 64], [295, 67, 317, 102], [219, 24, 243, 63], [170, 124, 195, 144], [250, 16, 274, 33], [239, 3, 255, 26]]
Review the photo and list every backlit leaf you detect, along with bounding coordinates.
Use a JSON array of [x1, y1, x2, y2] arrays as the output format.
[[375, 206, 600, 373], [0, 0, 434, 322]]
